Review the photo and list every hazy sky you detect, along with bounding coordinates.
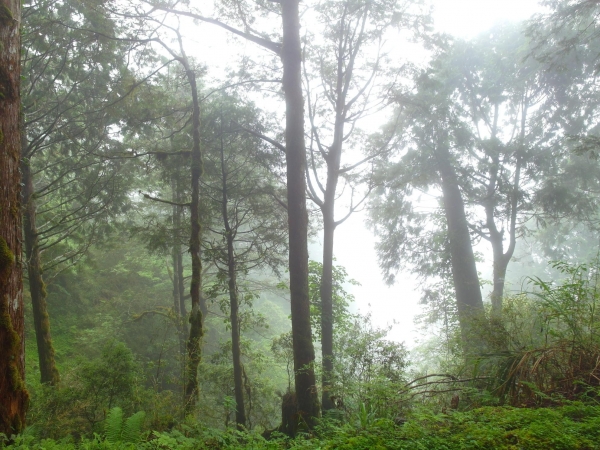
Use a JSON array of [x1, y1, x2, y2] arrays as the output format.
[[434, 0, 546, 39]]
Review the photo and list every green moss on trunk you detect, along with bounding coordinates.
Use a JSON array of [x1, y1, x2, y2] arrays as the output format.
[[0, 237, 14, 282]]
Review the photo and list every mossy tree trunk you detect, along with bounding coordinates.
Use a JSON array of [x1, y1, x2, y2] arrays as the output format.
[[0, 0, 29, 435], [21, 158, 59, 386], [182, 58, 204, 416]]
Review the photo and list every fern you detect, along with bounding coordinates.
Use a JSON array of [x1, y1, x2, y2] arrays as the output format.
[[122, 411, 145, 443], [103, 407, 146, 444], [104, 407, 124, 443]]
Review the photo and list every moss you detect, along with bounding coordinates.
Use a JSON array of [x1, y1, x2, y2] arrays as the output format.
[[9, 357, 24, 392], [0, 5, 14, 23], [0, 66, 15, 101], [0, 311, 20, 356], [0, 237, 15, 284], [40, 278, 47, 301], [40, 308, 51, 334], [0, 308, 25, 396]]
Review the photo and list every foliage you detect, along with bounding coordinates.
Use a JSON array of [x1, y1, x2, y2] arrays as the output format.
[[480, 260, 600, 406], [25, 341, 141, 438], [307, 260, 357, 341], [5, 402, 600, 449], [332, 314, 409, 420], [104, 407, 146, 444]]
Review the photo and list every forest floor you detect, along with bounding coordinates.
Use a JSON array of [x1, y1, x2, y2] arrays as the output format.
[[3, 402, 600, 449]]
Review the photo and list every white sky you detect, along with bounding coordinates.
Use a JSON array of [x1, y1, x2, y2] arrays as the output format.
[[184, 0, 547, 349], [434, 0, 546, 39]]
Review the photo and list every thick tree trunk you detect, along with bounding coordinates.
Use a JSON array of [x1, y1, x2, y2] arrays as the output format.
[[282, 0, 320, 426], [21, 160, 59, 386], [184, 64, 204, 415], [0, 0, 28, 435], [219, 137, 247, 429], [437, 142, 484, 344]]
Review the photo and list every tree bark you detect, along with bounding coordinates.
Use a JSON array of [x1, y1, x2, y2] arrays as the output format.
[[282, 0, 320, 426], [21, 159, 59, 386], [320, 204, 335, 412], [0, 0, 29, 435], [318, 139, 343, 412], [171, 175, 187, 368], [436, 140, 485, 344], [219, 133, 247, 429], [183, 61, 204, 415]]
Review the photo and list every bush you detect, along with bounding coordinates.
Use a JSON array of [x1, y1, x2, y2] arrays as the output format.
[[487, 260, 600, 406], [26, 341, 141, 439]]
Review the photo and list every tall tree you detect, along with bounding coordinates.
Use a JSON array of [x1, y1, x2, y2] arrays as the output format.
[[370, 60, 485, 345], [438, 28, 545, 315], [303, 0, 428, 410], [0, 0, 28, 435], [152, 0, 321, 425], [371, 27, 568, 337], [20, 0, 137, 386], [202, 95, 288, 428]]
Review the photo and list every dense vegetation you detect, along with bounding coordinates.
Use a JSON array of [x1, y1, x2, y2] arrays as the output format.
[[2, 0, 600, 448]]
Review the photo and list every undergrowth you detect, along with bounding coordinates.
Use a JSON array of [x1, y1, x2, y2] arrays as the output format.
[[2, 402, 600, 449]]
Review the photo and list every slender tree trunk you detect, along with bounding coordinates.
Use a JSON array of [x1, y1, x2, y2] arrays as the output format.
[[488, 103, 525, 316], [219, 131, 247, 429], [489, 234, 509, 314], [282, 0, 320, 426], [171, 175, 186, 361], [320, 188, 336, 412], [177, 248, 188, 329], [21, 159, 59, 386], [0, 0, 29, 434], [436, 141, 484, 344], [174, 167, 188, 330], [318, 65, 345, 413], [319, 85, 345, 412], [184, 63, 204, 415]]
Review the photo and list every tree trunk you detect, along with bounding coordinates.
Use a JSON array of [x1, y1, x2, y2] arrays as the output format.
[[318, 84, 345, 413], [490, 234, 509, 314], [21, 159, 59, 386], [171, 175, 187, 373], [488, 103, 525, 317], [436, 141, 485, 344], [219, 134, 247, 429], [0, 0, 28, 434], [184, 63, 204, 415], [320, 197, 336, 412], [282, 0, 320, 426]]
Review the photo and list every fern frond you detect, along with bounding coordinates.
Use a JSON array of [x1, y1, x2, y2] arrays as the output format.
[[122, 411, 146, 443], [104, 406, 124, 443]]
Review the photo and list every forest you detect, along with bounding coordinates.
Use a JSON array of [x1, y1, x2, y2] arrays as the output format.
[[2, 0, 600, 448]]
